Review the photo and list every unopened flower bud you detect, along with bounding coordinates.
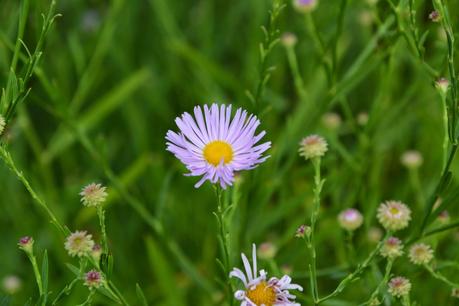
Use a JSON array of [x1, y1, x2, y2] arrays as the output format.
[[401, 151, 423, 169], [293, 0, 318, 13], [322, 112, 342, 130], [295, 224, 311, 238], [429, 11, 440, 22], [84, 270, 103, 289], [258, 242, 277, 260], [435, 78, 449, 95], [281, 32, 298, 48], [388, 276, 411, 298], [380, 237, 404, 259], [338, 208, 363, 231], [18, 236, 34, 254], [2, 275, 22, 294]]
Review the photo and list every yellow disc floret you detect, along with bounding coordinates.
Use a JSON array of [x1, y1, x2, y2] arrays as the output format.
[[246, 282, 276, 306], [203, 141, 233, 166]]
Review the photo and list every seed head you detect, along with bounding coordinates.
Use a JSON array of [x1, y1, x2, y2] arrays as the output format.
[[299, 135, 328, 160], [258, 242, 277, 260], [80, 183, 107, 207], [84, 270, 103, 289], [338, 208, 363, 231], [380, 237, 404, 259], [377, 200, 411, 231], [408, 243, 434, 265], [281, 32, 298, 48], [321, 112, 342, 130], [388, 276, 411, 298], [65, 231, 95, 257], [401, 150, 423, 169], [2, 275, 22, 294]]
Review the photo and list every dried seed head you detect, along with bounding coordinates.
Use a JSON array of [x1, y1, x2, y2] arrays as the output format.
[[64, 231, 95, 257], [377, 200, 411, 231], [80, 183, 107, 207], [299, 135, 328, 160], [408, 243, 434, 265], [380, 237, 404, 259], [388, 276, 411, 298]]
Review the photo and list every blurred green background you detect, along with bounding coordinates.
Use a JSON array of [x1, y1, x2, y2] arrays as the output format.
[[1, 0, 459, 305]]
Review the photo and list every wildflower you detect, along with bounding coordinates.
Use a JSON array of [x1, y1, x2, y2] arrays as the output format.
[[299, 135, 328, 160], [84, 270, 103, 289], [258, 242, 277, 260], [166, 104, 271, 189], [357, 112, 369, 126], [377, 200, 411, 231], [321, 112, 342, 130], [65, 231, 95, 257], [2, 275, 22, 294], [230, 244, 303, 305], [435, 78, 449, 95], [338, 208, 363, 231], [408, 243, 434, 265], [429, 11, 440, 22], [380, 237, 403, 259], [80, 183, 107, 207], [293, 0, 318, 13], [0, 115, 5, 136], [18, 236, 34, 254], [400, 150, 423, 169], [388, 276, 411, 298], [368, 227, 383, 243], [281, 32, 298, 48], [295, 224, 311, 238]]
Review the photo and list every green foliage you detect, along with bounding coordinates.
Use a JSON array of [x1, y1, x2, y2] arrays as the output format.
[[1, 0, 459, 305]]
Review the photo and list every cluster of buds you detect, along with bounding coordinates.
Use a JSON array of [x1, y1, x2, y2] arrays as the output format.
[[338, 208, 363, 231], [299, 135, 328, 160]]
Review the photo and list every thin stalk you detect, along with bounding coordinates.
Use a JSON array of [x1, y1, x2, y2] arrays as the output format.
[[307, 157, 324, 304], [424, 264, 459, 288], [364, 259, 393, 305], [317, 234, 389, 304], [285, 46, 307, 100], [97, 206, 109, 253], [214, 186, 233, 304], [27, 253, 44, 296]]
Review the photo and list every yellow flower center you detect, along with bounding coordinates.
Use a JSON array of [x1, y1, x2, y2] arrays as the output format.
[[246, 282, 276, 306], [389, 207, 400, 215], [203, 141, 233, 166]]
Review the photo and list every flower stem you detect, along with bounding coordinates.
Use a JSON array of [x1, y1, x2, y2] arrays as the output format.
[[97, 206, 109, 253], [424, 264, 459, 288], [318, 234, 389, 304], [214, 186, 233, 304], [364, 259, 393, 304], [27, 253, 44, 297], [307, 157, 324, 303]]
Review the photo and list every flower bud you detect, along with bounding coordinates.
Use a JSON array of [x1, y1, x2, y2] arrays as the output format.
[[258, 242, 277, 260], [18, 236, 34, 254], [293, 0, 318, 13], [84, 270, 103, 289], [281, 32, 298, 48], [295, 224, 311, 238], [338, 208, 363, 231], [380, 237, 404, 259], [388, 276, 411, 298]]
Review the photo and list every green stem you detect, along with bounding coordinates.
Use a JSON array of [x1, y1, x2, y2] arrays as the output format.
[[285, 46, 307, 100], [424, 264, 459, 288], [27, 253, 44, 296], [214, 186, 233, 304], [97, 206, 109, 253], [318, 234, 389, 304], [308, 157, 324, 303], [364, 259, 393, 305]]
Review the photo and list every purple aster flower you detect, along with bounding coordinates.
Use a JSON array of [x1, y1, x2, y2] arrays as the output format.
[[166, 104, 271, 189]]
